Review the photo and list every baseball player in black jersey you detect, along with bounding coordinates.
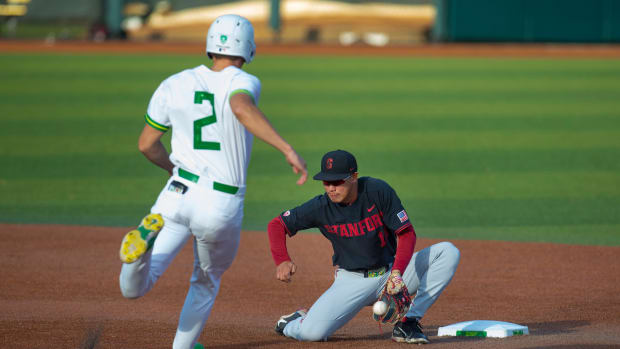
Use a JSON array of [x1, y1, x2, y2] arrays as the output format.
[[268, 150, 460, 343]]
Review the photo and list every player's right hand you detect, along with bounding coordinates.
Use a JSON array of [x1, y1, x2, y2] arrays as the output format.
[[276, 260, 297, 283]]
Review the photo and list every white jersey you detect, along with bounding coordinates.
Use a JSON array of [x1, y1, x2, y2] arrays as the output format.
[[145, 65, 261, 187]]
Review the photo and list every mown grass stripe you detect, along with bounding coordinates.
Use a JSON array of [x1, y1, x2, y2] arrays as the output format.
[[0, 53, 618, 246]]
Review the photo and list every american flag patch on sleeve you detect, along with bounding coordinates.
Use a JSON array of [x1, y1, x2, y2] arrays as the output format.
[[397, 210, 408, 223]]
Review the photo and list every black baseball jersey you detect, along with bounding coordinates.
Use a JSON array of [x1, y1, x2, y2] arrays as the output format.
[[279, 177, 412, 270]]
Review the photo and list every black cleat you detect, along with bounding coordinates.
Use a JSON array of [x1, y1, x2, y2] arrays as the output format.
[[392, 317, 430, 344], [275, 309, 307, 336]]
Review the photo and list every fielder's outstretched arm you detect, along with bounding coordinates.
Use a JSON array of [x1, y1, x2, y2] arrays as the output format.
[[268, 216, 297, 282], [138, 125, 174, 176], [230, 93, 308, 185]]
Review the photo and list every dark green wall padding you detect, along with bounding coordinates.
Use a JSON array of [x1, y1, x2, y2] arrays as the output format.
[[434, 0, 620, 43]]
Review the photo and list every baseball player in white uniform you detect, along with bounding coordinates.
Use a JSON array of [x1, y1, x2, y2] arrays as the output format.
[[118, 14, 307, 349]]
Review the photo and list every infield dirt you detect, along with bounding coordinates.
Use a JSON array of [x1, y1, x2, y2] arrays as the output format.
[[0, 223, 618, 348]]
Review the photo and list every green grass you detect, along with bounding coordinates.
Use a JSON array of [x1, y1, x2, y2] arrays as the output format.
[[1, 52, 619, 246]]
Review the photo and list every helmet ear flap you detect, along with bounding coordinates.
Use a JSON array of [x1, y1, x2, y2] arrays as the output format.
[[206, 14, 256, 64]]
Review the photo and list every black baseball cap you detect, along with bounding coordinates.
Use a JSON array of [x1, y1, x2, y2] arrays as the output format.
[[313, 150, 358, 181]]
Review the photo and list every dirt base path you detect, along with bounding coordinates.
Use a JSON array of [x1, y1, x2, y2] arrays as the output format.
[[0, 223, 618, 348], [2, 39, 620, 58]]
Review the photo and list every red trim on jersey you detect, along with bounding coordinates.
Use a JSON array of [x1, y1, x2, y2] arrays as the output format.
[[392, 225, 416, 273], [278, 215, 293, 237], [268, 216, 292, 266], [394, 222, 413, 235]]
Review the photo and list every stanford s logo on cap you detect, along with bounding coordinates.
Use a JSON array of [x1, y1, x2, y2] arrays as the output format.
[[313, 149, 357, 181], [326, 158, 333, 169]]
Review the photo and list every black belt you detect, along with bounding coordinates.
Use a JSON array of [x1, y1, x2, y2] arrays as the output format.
[[347, 265, 389, 278]]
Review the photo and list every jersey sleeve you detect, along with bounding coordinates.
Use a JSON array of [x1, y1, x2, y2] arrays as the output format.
[[229, 73, 261, 105], [278, 196, 321, 237], [145, 79, 172, 132], [376, 179, 412, 235]]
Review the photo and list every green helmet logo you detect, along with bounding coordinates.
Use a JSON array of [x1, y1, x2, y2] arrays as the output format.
[[220, 35, 228, 43]]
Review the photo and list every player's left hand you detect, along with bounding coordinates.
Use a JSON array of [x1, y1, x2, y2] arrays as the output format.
[[386, 270, 404, 295], [373, 282, 412, 324], [276, 260, 297, 283]]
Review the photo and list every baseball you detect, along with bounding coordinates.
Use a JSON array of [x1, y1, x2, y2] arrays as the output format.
[[373, 300, 388, 316]]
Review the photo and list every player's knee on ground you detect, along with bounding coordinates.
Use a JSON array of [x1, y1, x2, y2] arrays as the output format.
[[296, 323, 331, 342]]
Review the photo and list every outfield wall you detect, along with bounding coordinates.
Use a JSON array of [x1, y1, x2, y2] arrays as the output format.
[[434, 0, 620, 43]]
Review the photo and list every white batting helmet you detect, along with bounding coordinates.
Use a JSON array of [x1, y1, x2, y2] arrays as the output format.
[[206, 14, 256, 64]]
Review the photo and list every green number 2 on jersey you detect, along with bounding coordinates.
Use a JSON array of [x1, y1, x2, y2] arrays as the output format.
[[194, 91, 220, 150]]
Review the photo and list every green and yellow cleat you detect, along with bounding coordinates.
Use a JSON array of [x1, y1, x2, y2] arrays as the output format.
[[119, 213, 164, 263]]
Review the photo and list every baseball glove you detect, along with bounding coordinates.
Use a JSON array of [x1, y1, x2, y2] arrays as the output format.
[[372, 276, 412, 325]]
